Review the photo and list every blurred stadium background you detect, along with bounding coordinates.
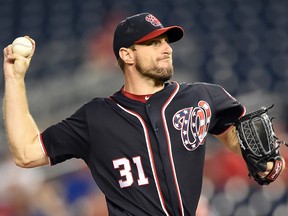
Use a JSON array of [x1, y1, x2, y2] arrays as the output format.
[[1, 0, 288, 215]]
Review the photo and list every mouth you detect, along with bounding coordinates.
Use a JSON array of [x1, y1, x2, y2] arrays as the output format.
[[158, 57, 171, 62]]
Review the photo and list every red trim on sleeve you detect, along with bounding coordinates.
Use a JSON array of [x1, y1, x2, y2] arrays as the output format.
[[239, 106, 247, 119], [39, 132, 48, 156], [38, 133, 52, 166]]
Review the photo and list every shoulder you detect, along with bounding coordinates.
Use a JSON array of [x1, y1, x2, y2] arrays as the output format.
[[181, 82, 232, 97], [74, 97, 117, 115], [177, 81, 218, 88], [176, 81, 222, 94], [84, 97, 115, 106]]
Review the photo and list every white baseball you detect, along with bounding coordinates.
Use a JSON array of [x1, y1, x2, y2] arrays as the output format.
[[12, 37, 33, 57]]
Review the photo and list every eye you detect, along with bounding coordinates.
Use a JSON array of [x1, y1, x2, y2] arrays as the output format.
[[149, 40, 160, 46]]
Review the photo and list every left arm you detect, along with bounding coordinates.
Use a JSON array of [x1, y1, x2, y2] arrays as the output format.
[[214, 124, 281, 179], [214, 126, 241, 156]]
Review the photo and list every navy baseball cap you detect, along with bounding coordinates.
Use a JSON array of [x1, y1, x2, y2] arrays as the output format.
[[113, 13, 184, 59]]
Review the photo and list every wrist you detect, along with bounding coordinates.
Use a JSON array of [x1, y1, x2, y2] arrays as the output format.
[[4, 76, 25, 83], [4, 78, 26, 93]]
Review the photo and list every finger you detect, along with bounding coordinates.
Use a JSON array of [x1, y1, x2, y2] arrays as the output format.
[[4, 45, 13, 57], [3, 47, 13, 63], [280, 157, 286, 173], [24, 35, 36, 58], [3, 47, 8, 58], [25, 35, 35, 45], [267, 161, 274, 170], [258, 161, 273, 177], [4, 50, 27, 61]]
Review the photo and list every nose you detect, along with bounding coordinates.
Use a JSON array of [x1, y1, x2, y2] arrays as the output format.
[[162, 40, 173, 55]]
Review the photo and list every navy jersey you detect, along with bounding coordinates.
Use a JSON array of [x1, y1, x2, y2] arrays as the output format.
[[41, 81, 245, 216]]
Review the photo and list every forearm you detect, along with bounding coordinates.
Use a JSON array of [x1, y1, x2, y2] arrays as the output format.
[[214, 126, 242, 156], [3, 78, 43, 166], [3, 37, 48, 167]]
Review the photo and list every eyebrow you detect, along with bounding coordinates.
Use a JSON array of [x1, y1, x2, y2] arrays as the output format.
[[137, 35, 169, 45]]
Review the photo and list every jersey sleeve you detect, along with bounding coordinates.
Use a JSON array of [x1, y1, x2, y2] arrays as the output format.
[[40, 105, 90, 165], [204, 83, 245, 135]]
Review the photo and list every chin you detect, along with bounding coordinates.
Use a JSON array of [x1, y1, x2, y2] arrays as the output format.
[[158, 72, 173, 82]]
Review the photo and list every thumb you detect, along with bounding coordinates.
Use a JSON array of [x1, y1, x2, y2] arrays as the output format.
[[13, 53, 32, 77]]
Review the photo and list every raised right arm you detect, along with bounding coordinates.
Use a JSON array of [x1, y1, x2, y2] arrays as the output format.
[[2, 37, 49, 168]]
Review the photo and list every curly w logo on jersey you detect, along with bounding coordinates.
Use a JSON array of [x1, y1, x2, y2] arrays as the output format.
[[173, 101, 211, 151]]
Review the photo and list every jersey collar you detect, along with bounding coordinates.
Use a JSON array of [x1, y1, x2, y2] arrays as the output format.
[[121, 88, 152, 103]]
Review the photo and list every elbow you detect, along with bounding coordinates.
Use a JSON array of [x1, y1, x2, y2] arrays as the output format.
[[9, 146, 30, 168], [11, 150, 48, 168], [13, 156, 33, 168], [10, 148, 35, 168], [8, 136, 48, 168]]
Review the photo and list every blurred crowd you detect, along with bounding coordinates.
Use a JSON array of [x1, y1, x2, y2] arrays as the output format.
[[1, 0, 288, 215], [0, 157, 108, 216]]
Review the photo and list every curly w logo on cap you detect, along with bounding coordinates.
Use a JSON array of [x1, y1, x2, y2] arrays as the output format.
[[145, 14, 162, 27]]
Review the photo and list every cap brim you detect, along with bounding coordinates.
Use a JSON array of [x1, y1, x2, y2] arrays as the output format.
[[135, 26, 184, 44]]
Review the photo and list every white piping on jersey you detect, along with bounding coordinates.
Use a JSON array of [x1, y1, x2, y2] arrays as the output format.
[[161, 82, 184, 216], [116, 104, 170, 216]]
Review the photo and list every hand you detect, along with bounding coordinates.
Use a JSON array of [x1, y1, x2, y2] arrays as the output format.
[[259, 158, 286, 178], [258, 161, 273, 178], [3, 36, 35, 80]]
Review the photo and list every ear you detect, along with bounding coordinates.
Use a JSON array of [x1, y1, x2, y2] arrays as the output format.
[[119, 48, 134, 65]]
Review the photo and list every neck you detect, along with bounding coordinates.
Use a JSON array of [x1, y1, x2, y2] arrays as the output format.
[[123, 81, 164, 95], [123, 69, 165, 95]]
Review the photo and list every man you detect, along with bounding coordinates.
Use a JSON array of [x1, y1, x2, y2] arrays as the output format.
[[2, 12, 276, 216]]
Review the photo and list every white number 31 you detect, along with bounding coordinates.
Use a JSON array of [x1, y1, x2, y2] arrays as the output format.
[[113, 156, 149, 188]]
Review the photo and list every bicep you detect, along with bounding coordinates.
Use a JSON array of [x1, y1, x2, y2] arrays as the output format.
[[213, 126, 242, 156]]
